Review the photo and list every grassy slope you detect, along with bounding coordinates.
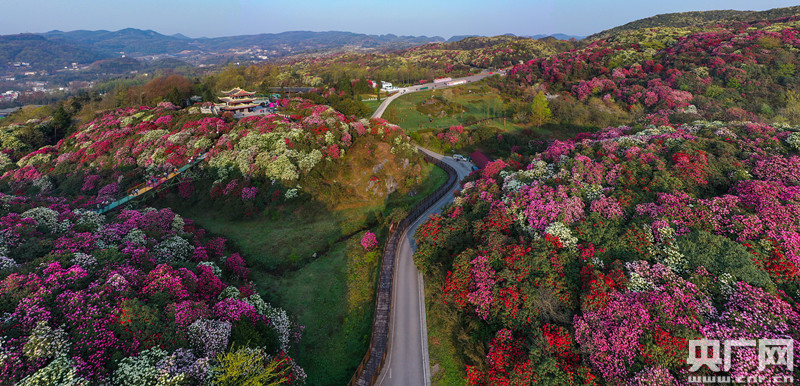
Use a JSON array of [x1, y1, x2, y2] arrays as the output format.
[[172, 162, 448, 385], [362, 98, 383, 116], [384, 82, 521, 132]]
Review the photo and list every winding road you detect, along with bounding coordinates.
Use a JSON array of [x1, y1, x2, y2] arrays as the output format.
[[376, 149, 473, 386], [371, 71, 501, 121], [368, 72, 500, 385]]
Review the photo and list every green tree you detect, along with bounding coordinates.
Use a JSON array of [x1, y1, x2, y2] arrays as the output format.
[[530, 91, 552, 126], [203, 88, 216, 103], [52, 105, 71, 134], [779, 90, 800, 125], [165, 86, 183, 106]]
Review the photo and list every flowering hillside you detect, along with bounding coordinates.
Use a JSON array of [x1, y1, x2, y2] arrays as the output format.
[[0, 194, 305, 384], [500, 16, 800, 126], [0, 98, 422, 208], [414, 121, 800, 384], [277, 35, 575, 88]]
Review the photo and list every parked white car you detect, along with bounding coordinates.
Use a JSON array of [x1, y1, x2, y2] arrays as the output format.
[[452, 154, 466, 161]]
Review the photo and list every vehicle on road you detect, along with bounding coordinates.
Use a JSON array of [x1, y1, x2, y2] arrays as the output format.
[[452, 154, 466, 161]]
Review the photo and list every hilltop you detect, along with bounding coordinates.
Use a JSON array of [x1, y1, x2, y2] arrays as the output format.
[[588, 5, 800, 41]]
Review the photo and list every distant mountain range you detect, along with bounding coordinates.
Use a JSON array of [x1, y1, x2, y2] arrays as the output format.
[[0, 34, 110, 69], [5, 3, 800, 72], [39, 29, 443, 58], [0, 29, 449, 70], [446, 33, 583, 43]]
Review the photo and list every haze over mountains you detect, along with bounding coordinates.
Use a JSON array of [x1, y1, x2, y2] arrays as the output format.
[[1, 28, 584, 70]]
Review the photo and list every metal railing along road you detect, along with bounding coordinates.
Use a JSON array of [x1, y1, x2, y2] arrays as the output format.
[[350, 153, 458, 386]]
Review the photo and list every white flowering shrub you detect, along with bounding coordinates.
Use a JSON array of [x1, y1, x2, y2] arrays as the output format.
[[787, 132, 800, 151], [140, 129, 169, 142], [70, 253, 96, 270], [626, 266, 654, 293], [245, 294, 293, 352], [23, 321, 69, 359], [170, 215, 185, 233], [156, 348, 211, 383], [650, 226, 688, 273], [582, 184, 604, 201], [502, 176, 524, 192], [73, 209, 105, 231], [0, 255, 16, 271], [16, 356, 87, 386], [153, 236, 193, 263], [112, 348, 184, 386], [188, 319, 231, 357], [616, 136, 646, 148], [519, 160, 553, 181], [123, 228, 147, 246], [297, 149, 323, 172], [544, 222, 578, 250], [284, 188, 299, 199], [32, 176, 53, 193], [0, 152, 11, 170], [218, 286, 241, 300], [21, 207, 60, 233]]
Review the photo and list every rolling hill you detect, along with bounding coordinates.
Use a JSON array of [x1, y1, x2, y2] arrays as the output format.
[[0, 33, 112, 69], [588, 5, 800, 41]]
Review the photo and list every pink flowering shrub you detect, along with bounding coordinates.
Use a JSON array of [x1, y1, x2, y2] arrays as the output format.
[[240, 186, 258, 201], [360, 231, 378, 251]]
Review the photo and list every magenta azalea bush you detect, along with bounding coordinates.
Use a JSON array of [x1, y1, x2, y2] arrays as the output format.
[[360, 231, 378, 251]]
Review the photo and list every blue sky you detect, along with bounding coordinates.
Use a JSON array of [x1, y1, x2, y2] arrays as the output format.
[[2, 0, 799, 38]]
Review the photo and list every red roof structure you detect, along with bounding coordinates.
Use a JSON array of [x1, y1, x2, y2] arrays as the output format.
[[470, 151, 491, 169], [217, 87, 259, 112], [221, 87, 256, 97]]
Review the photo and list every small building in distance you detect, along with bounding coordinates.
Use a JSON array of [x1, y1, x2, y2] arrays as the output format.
[[219, 88, 259, 112], [381, 81, 398, 92], [200, 87, 276, 118]]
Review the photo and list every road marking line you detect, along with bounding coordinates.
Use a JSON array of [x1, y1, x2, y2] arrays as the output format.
[[419, 271, 431, 386]]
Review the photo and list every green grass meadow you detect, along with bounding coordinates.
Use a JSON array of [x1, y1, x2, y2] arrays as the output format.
[[170, 162, 448, 385]]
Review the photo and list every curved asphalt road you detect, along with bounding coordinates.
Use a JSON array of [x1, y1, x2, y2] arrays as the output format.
[[371, 70, 503, 121], [376, 149, 473, 386], [371, 72, 501, 385]]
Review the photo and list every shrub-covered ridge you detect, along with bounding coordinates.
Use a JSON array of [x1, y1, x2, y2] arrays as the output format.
[[414, 121, 800, 384]]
